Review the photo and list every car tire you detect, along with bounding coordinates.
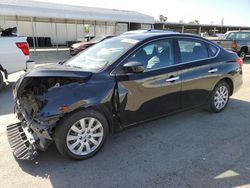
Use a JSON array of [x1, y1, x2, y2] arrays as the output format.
[[55, 109, 109, 160], [239, 49, 247, 60], [206, 81, 230, 113], [0, 71, 4, 90]]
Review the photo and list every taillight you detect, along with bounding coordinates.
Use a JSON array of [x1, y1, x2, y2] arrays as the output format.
[[16, 42, 30, 56], [236, 57, 243, 67], [231, 40, 237, 49]]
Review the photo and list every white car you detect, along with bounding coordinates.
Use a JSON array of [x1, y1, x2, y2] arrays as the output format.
[[0, 36, 34, 89]]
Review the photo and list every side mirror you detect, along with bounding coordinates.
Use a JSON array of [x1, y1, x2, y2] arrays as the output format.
[[123, 61, 144, 73]]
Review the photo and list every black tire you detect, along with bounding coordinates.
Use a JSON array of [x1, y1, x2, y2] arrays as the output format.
[[0, 72, 3, 90], [239, 49, 247, 60], [55, 109, 109, 160], [206, 81, 230, 113]]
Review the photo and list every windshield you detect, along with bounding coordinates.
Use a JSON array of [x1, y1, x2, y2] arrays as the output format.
[[89, 36, 105, 43], [65, 37, 140, 71]]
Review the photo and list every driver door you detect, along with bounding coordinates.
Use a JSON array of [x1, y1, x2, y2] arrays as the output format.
[[115, 38, 182, 126]]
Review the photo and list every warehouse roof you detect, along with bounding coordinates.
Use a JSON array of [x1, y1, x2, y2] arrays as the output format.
[[0, 0, 155, 24]]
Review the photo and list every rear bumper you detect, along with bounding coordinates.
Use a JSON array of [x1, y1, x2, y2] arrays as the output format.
[[233, 75, 243, 94], [233, 69, 243, 94], [7, 122, 37, 160]]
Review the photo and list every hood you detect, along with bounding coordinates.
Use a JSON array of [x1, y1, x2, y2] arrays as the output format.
[[14, 64, 93, 98], [25, 64, 92, 78]]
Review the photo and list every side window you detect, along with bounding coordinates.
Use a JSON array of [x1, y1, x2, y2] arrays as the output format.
[[226, 32, 236, 40], [208, 44, 219, 57], [126, 39, 174, 71], [178, 39, 209, 63], [236, 32, 250, 40]]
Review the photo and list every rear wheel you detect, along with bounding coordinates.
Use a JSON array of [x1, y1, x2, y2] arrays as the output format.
[[207, 81, 230, 113], [239, 49, 247, 60], [55, 109, 109, 160]]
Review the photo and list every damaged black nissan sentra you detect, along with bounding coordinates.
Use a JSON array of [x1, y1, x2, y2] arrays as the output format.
[[7, 32, 243, 160]]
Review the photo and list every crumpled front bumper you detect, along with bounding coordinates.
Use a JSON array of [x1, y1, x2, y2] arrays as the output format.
[[7, 101, 56, 160], [7, 122, 37, 160]]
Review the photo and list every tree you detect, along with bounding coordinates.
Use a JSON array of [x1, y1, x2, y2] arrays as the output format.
[[159, 15, 168, 22], [194, 20, 200, 24], [189, 20, 200, 25], [84, 25, 89, 33]]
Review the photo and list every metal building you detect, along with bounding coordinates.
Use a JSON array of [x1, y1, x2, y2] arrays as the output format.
[[154, 22, 250, 35], [0, 0, 154, 48]]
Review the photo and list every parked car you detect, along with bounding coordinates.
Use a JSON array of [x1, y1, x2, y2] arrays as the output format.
[[214, 30, 250, 59], [0, 36, 34, 89], [69, 35, 115, 55], [7, 32, 243, 160]]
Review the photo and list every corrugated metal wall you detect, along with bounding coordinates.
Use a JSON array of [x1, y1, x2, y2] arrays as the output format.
[[0, 16, 129, 46]]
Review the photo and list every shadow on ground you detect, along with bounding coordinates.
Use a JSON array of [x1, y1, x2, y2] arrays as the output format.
[[16, 98, 250, 188]]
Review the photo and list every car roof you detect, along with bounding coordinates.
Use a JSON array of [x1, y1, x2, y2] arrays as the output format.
[[122, 29, 177, 35], [117, 32, 205, 41], [226, 30, 250, 33]]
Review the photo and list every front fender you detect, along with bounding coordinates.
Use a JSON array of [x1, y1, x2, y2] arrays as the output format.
[[38, 82, 116, 118]]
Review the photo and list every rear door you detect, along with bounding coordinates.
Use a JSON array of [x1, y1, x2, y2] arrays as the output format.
[[176, 38, 221, 108], [115, 38, 182, 126]]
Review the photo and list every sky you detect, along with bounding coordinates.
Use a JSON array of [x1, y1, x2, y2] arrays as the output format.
[[34, 0, 250, 26]]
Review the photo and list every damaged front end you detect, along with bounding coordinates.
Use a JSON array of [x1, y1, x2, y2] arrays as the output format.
[[7, 122, 38, 160], [7, 65, 93, 160]]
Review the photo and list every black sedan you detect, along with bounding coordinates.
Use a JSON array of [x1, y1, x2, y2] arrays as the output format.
[[8, 32, 243, 160]]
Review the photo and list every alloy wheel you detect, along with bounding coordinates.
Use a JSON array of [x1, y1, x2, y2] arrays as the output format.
[[66, 117, 104, 156], [214, 85, 229, 110]]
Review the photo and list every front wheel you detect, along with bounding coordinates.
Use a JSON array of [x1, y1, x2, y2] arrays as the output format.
[[207, 81, 230, 113], [55, 109, 109, 160]]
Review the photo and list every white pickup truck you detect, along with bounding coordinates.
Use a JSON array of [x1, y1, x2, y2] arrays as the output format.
[[0, 36, 34, 89]]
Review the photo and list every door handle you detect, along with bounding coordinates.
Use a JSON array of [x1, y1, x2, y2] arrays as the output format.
[[166, 76, 180, 82], [208, 68, 218, 73]]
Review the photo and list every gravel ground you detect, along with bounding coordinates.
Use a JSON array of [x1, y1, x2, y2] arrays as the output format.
[[0, 52, 250, 188]]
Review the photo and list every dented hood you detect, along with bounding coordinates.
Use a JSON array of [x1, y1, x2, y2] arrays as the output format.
[[14, 64, 93, 98], [25, 64, 92, 78]]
